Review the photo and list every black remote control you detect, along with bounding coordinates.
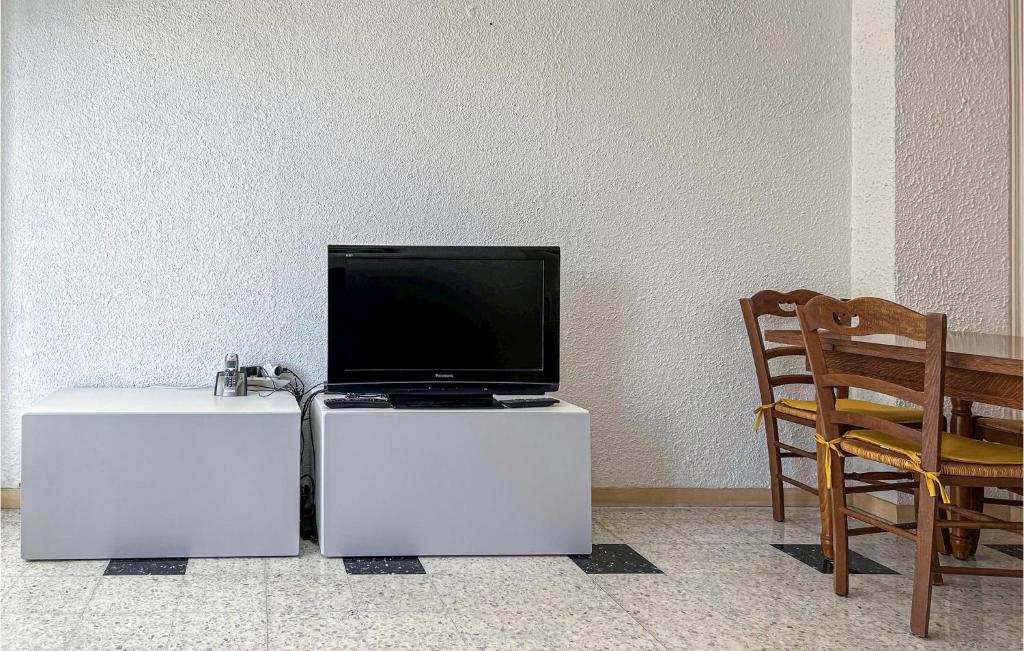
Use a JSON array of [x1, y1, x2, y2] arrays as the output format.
[[324, 394, 392, 409], [500, 398, 559, 409]]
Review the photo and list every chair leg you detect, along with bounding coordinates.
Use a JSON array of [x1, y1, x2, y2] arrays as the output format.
[[815, 434, 833, 561], [914, 488, 943, 585], [937, 525, 951, 557], [931, 529, 944, 586], [966, 487, 984, 556], [911, 478, 938, 638], [829, 453, 849, 596], [765, 418, 785, 522], [914, 488, 944, 584]]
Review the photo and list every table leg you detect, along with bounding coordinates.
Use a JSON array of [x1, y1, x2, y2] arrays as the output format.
[[816, 435, 833, 561], [949, 399, 979, 560]]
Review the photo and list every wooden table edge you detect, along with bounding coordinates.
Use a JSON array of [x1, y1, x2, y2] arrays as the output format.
[[763, 329, 1023, 378]]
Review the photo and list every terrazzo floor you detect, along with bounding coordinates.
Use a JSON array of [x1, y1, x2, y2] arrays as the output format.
[[1, 507, 1020, 649]]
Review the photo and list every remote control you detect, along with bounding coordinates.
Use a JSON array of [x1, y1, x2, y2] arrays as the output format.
[[500, 398, 559, 408], [324, 394, 392, 409]]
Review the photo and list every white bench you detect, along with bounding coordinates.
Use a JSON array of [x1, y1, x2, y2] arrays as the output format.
[[314, 397, 592, 556], [21, 388, 299, 559]]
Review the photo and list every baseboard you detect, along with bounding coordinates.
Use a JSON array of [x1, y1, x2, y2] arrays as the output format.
[[985, 503, 1023, 522], [593, 488, 1022, 525], [847, 493, 916, 523], [591, 487, 819, 508], [1, 488, 21, 509]]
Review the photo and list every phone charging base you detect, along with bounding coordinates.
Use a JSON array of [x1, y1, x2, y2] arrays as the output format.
[[215, 372, 248, 397]]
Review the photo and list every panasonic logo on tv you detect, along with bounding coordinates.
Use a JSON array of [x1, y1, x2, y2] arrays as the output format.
[[435, 373, 454, 379]]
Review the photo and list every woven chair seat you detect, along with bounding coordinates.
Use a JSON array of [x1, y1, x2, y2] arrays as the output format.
[[773, 398, 923, 424], [773, 402, 816, 420], [839, 438, 1023, 479]]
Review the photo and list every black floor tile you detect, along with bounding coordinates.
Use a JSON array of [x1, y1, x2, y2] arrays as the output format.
[[771, 544, 898, 575], [986, 544, 1023, 560], [104, 558, 188, 575], [343, 556, 425, 574], [569, 543, 663, 574]]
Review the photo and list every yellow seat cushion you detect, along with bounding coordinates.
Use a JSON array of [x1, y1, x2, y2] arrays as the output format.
[[843, 429, 1023, 465], [778, 399, 923, 423]]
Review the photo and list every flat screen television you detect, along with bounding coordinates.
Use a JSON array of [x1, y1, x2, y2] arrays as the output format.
[[327, 245, 559, 396]]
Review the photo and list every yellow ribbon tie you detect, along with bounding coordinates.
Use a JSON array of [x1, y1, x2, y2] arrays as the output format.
[[904, 456, 951, 504], [753, 403, 777, 432], [814, 433, 845, 490], [811, 434, 949, 503]]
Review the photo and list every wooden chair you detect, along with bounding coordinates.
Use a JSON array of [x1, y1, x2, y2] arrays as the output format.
[[740, 289, 926, 528], [797, 296, 1023, 638], [974, 416, 1023, 447], [974, 416, 1024, 527]]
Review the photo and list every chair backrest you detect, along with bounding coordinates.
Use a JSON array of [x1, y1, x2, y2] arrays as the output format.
[[796, 296, 947, 471], [739, 289, 824, 407]]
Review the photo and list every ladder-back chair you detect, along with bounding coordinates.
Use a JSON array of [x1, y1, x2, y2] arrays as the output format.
[[740, 290, 925, 530], [798, 296, 1023, 638]]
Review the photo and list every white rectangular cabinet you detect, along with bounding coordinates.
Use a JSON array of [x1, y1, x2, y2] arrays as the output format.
[[314, 397, 592, 556], [21, 388, 299, 560]]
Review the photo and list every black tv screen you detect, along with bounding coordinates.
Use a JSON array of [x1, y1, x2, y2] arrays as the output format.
[[328, 246, 559, 394]]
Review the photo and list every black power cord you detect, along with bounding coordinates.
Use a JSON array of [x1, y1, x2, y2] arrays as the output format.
[[298, 383, 326, 542], [281, 368, 306, 401], [245, 366, 321, 542]]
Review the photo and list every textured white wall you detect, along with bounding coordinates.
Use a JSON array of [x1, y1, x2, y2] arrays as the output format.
[[853, 0, 1011, 326], [1, 1, 851, 488], [850, 0, 1012, 505], [895, 0, 1010, 331], [851, 0, 896, 299]]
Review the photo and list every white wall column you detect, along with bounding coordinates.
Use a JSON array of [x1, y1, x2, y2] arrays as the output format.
[[851, 0, 897, 300], [894, 0, 1011, 333]]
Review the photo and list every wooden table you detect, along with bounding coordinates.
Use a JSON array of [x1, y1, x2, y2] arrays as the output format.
[[764, 329, 1022, 559]]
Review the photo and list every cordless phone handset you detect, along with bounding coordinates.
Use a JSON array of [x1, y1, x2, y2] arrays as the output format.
[[224, 353, 240, 396]]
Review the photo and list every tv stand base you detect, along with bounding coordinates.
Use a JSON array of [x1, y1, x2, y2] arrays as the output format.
[[313, 396, 592, 556], [388, 393, 501, 409]]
